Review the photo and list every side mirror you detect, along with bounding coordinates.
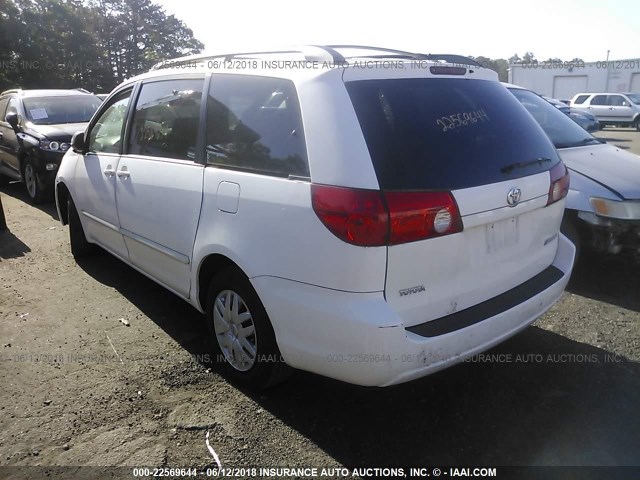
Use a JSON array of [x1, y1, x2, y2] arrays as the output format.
[[5, 112, 19, 132], [71, 131, 87, 154]]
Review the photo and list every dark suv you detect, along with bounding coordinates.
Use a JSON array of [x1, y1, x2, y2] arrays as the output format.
[[0, 89, 102, 203]]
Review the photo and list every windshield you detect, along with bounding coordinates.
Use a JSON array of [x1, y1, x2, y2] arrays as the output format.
[[626, 93, 640, 104], [346, 79, 559, 191], [508, 88, 600, 149], [23, 96, 102, 125]]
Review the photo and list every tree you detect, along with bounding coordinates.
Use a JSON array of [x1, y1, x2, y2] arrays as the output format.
[[508, 53, 521, 64], [0, 0, 203, 91]]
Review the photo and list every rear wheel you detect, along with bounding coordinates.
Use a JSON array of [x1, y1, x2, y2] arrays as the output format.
[[205, 267, 290, 389], [22, 157, 48, 204], [67, 196, 96, 258]]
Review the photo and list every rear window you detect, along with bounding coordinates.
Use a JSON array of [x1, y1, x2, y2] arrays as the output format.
[[346, 79, 559, 190], [573, 94, 589, 105]]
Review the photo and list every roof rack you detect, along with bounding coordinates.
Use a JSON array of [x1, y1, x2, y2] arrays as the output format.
[[0, 88, 22, 96], [151, 45, 345, 70], [326, 46, 483, 68], [151, 45, 483, 71], [420, 54, 483, 68]]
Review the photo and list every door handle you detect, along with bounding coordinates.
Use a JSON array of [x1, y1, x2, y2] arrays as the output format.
[[103, 167, 116, 177], [116, 169, 130, 179]]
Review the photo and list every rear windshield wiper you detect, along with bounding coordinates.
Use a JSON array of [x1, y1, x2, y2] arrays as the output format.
[[500, 157, 552, 174]]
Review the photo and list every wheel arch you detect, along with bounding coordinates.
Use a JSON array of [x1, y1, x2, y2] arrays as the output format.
[[56, 182, 70, 225], [196, 253, 248, 312]]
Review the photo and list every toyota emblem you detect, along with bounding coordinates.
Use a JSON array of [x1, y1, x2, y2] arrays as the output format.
[[507, 187, 521, 207]]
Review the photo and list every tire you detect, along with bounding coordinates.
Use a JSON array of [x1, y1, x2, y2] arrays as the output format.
[[22, 157, 48, 204], [205, 267, 290, 389], [635, 118, 640, 132], [561, 215, 581, 265], [67, 196, 96, 258]]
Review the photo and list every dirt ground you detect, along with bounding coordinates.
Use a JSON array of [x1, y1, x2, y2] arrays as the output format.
[[1, 170, 639, 475]]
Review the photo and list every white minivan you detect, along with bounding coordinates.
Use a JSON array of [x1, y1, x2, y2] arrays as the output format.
[[56, 46, 574, 388]]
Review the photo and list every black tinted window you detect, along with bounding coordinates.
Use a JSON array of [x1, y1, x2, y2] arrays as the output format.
[[591, 95, 607, 105], [23, 96, 101, 124], [573, 95, 589, 104], [346, 79, 559, 190], [205, 75, 309, 178], [129, 79, 204, 161]]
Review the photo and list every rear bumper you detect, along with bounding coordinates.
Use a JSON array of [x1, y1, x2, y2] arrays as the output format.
[[252, 234, 575, 387]]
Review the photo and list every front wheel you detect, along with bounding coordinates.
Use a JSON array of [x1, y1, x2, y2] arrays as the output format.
[[22, 157, 48, 204], [205, 267, 290, 389]]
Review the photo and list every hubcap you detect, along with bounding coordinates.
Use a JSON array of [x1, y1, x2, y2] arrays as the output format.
[[213, 290, 257, 371], [24, 164, 36, 198]]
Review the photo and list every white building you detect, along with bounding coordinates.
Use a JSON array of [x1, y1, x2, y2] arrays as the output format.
[[508, 58, 640, 100]]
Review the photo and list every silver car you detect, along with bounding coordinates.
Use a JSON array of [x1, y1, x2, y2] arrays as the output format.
[[570, 92, 640, 131]]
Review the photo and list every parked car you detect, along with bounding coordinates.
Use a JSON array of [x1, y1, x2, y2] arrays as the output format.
[[543, 96, 570, 115], [0, 89, 102, 203], [56, 46, 574, 389], [569, 92, 640, 130], [543, 95, 599, 132], [508, 84, 640, 260], [568, 109, 600, 133]]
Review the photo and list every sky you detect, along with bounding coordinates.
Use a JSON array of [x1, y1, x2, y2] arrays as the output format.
[[157, 0, 639, 62]]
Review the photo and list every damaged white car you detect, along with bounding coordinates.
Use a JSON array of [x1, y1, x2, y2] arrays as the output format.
[[507, 83, 640, 260]]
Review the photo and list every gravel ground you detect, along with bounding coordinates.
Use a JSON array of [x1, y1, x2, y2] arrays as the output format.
[[1, 162, 639, 475]]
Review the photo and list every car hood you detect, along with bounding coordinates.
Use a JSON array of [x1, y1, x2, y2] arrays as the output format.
[[558, 143, 640, 200], [26, 122, 88, 141]]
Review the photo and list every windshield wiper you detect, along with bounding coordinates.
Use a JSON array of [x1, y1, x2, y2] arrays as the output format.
[[501, 157, 552, 174], [555, 137, 602, 149]]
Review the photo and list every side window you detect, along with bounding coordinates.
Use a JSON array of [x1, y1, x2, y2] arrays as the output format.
[[205, 75, 309, 178], [590, 95, 607, 105], [128, 79, 204, 161], [573, 95, 589, 105], [88, 90, 132, 154], [0, 97, 8, 119], [607, 95, 625, 106]]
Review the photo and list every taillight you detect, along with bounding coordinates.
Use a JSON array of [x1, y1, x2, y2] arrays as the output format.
[[385, 191, 463, 245], [311, 184, 388, 246], [311, 185, 463, 247], [547, 162, 570, 206]]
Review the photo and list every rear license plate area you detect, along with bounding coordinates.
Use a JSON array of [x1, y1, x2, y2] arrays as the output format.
[[486, 217, 519, 253]]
